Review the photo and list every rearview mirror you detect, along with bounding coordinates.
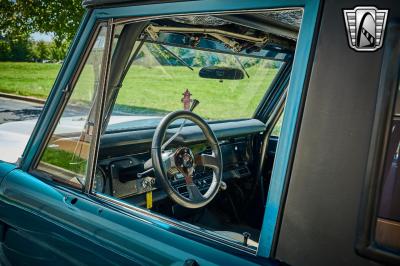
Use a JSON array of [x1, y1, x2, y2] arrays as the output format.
[[199, 66, 244, 80]]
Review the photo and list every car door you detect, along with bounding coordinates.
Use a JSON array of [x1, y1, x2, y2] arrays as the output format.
[[0, 19, 269, 266], [0, 0, 320, 265]]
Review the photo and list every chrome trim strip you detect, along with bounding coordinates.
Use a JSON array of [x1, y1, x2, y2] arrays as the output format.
[[85, 20, 115, 193]]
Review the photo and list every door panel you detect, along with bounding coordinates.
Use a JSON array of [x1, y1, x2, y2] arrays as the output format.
[[0, 171, 131, 265], [0, 169, 268, 265]]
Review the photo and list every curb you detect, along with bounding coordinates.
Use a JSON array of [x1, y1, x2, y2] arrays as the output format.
[[0, 92, 46, 105]]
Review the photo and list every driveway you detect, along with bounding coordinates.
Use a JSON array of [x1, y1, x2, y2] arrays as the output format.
[[0, 96, 157, 163], [0, 97, 43, 124]]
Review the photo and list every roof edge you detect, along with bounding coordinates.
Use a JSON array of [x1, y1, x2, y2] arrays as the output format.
[[82, 0, 190, 8]]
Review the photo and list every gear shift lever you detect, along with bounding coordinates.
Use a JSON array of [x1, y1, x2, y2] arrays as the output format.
[[190, 99, 200, 112], [161, 99, 200, 150]]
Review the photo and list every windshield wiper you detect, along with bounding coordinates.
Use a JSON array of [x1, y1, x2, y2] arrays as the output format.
[[234, 55, 250, 78], [145, 25, 193, 71], [159, 44, 194, 71]]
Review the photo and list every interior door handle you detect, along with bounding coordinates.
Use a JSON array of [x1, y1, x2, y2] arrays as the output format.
[[63, 196, 79, 210]]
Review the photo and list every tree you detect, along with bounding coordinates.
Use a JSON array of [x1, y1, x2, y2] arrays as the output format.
[[0, 38, 33, 62], [49, 41, 68, 61], [11, 38, 33, 61], [0, 39, 12, 61], [0, 1, 30, 40], [0, 0, 84, 45], [35, 41, 50, 61]]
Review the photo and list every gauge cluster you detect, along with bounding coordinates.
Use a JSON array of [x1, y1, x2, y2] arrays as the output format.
[[95, 131, 256, 201]]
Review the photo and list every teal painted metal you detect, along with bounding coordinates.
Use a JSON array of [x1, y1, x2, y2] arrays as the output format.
[[1, 170, 267, 265], [16, 0, 321, 260], [259, 0, 320, 257], [0, 162, 17, 185]]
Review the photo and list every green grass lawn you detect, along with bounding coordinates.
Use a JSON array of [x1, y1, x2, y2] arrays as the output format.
[[0, 62, 279, 120], [116, 65, 278, 120], [0, 62, 61, 98]]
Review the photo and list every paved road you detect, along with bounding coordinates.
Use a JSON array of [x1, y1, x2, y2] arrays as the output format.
[[0, 97, 43, 124], [0, 96, 94, 125]]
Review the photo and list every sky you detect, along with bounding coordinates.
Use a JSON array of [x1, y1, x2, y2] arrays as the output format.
[[31, 32, 53, 42]]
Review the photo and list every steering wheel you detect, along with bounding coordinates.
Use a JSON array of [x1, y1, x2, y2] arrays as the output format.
[[152, 110, 223, 209]]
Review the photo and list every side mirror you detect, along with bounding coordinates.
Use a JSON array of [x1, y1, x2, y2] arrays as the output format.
[[199, 66, 244, 80]]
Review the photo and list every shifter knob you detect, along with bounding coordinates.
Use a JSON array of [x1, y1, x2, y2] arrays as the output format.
[[190, 99, 200, 112]]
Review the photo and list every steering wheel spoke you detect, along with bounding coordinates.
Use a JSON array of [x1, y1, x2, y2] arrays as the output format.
[[186, 183, 204, 201], [195, 153, 219, 170], [161, 151, 175, 170]]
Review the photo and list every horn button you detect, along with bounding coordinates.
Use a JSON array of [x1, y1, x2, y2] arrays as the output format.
[[174, 147, 195, 177]]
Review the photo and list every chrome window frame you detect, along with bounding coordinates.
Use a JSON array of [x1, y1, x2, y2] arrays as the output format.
[[30, 21, 110, 190]]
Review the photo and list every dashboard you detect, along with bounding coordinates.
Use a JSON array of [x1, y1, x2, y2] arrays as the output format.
[[94, 119, 266, 205]]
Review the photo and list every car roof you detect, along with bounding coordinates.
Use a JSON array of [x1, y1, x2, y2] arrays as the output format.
[[81, 0, 301, 38], [82, 0, 185, 8]]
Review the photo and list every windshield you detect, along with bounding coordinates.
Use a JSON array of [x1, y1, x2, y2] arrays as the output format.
[[106, 32, 284, 132]]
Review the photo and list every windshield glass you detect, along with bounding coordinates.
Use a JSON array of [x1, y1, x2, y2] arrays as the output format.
[[106, 35, 284, 132]]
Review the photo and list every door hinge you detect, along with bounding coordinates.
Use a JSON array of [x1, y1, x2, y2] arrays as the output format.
[[62, 84, 72, 95]]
